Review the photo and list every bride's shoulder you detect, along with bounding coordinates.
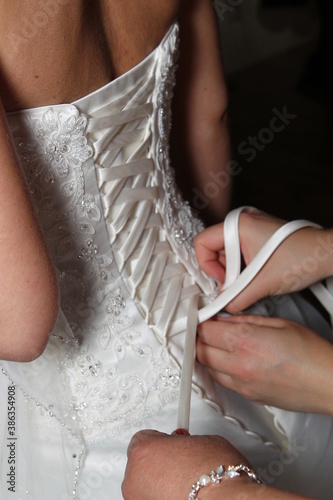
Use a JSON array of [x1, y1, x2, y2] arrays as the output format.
[[97, 0, 181, 78]]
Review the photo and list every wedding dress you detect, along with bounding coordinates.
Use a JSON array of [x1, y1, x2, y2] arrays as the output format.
[[1, 22, 333, 500]]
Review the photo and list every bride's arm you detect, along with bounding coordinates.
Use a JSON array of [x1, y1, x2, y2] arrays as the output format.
[[171, 0, 232, 225], [0, 101, 59, 361]]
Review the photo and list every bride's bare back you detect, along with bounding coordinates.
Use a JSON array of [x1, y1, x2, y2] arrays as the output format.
[[0, 0, 231, 361], [0, 0, 180, 111]]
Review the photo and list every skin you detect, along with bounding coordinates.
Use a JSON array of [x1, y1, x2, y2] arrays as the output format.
[[193, 209, 333, 416], [0, 0, 230, 219], [0, 0, 231, 360], [171, 0, 231, 224], [197, 314, 333, 415], [194, 209, 333, 312], [0, 103, 59, 361], [0, 6, 324, 497], [122, 430, 310, 500]]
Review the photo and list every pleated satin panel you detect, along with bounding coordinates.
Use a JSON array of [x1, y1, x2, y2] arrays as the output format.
[[74, 23, 215, 349]]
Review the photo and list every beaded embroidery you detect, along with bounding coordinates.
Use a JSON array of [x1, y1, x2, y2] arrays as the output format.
[[0, 22, 286, 500], [11, 100, 180, 440], [16, 109, 93, 182], [156, 26, 205, 262]]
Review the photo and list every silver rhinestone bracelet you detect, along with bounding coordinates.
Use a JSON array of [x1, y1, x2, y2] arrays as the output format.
[[188, 464, 263, 499]]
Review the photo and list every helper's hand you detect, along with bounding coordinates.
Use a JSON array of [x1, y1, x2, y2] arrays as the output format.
[[194, 209, 331, 313], [122, 429, 309, 499], [197, 314, 333, 416], [122, 430, 253, 500]]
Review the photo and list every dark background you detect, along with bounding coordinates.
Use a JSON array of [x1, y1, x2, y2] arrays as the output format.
[[217, 0, 333, 227]]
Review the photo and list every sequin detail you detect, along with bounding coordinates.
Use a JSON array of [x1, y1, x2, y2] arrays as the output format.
[[16, 109, 93, 183], [2, 22, 284, 500], [157, 32, 205, 260]]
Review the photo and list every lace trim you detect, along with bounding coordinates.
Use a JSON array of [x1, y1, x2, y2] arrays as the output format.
[[15, 108, 93, 220], [2, 21, 292, 500]]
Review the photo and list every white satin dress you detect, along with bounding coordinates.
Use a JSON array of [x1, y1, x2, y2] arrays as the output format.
[[1, 23, 333, 500]]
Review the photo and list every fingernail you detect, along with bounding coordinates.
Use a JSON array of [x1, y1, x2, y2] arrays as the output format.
[[173, 428, 190, 436], [216, 313, 234, 322]]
